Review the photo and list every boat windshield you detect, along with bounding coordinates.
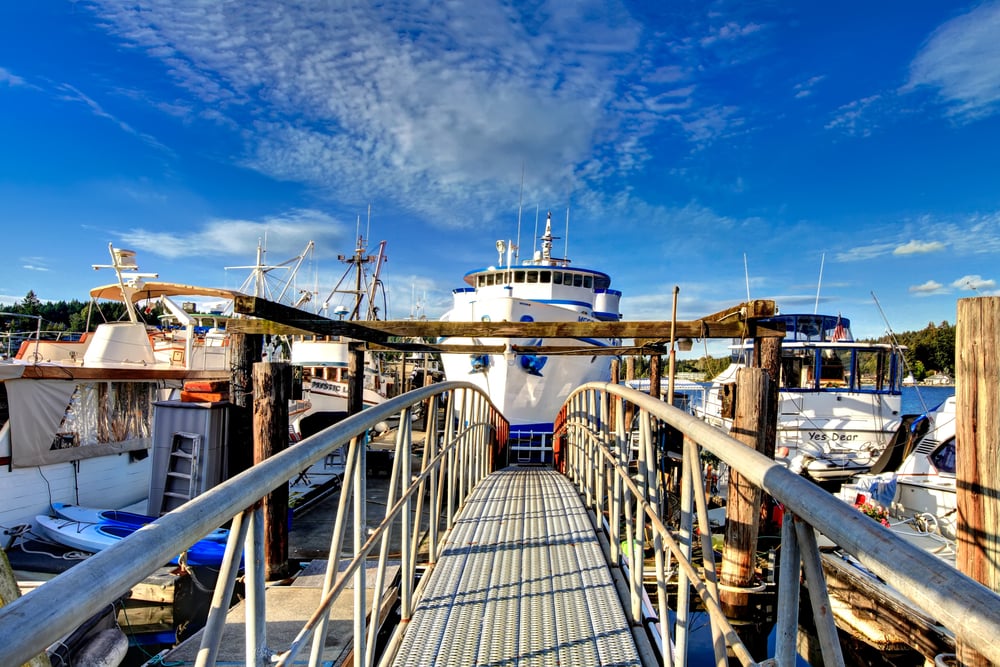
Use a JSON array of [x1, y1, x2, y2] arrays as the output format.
[[769, 346, 901, 393]]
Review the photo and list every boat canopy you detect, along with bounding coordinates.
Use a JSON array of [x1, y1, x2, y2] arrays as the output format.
[[762, 313, 853, 343], [90, 281, 242, 303]]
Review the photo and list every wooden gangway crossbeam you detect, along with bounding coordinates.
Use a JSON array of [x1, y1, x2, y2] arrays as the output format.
[[230, 295, 782, 354]]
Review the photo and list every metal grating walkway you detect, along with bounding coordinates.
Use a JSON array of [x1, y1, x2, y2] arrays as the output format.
[[392, 466, 641, 667]]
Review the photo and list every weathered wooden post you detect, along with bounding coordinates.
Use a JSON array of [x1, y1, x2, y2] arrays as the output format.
[[625, 355, 636, 432], [253, 361, 291, 581], [649, 351, 662, 401], [754, 335, 782, 534], [721, 367, 772, 624], [610, 358, 620, 435], [228, 332, 264, 477], [956, 297, 1000, 667], [348, 342, 365, 416]]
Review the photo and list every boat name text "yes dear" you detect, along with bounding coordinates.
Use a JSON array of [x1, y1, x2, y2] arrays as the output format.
[[808, 432, 860, 442]]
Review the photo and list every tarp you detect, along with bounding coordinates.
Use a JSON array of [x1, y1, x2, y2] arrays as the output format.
[[5, 378, 154, 467]]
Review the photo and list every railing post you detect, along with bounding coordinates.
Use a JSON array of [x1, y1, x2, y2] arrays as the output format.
[[675, 434, 696, 667], [309, 435, 362, 667], [775, 510, 801, 667], [794, 519, 845, 667], [427, 395, 440, 564], [353, 426, 368, 667], [401, 409, 413, 627], [245, 505, 268, 667], [196, 509, 251, 667]]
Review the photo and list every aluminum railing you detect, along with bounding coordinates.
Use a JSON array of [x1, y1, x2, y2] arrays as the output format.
[[560, 382, 1000, 667], [0, 381, 506, 667]]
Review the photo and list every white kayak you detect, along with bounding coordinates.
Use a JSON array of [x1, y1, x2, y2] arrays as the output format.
[[51, 502, 228, 541], [35, 514, 236, 567], [34, 514, 129, 553]]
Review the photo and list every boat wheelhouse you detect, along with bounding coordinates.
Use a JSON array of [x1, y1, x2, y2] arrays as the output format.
[[439, 212, 621, 462], [695, 312, 904, 481]]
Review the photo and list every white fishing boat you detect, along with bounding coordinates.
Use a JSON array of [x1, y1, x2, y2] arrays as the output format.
[[289, 234, 393, 436], [837, 394, 957, 564], [0, 245, 236, 530], [439, 211, 622, 462], [694, 313, 905, 482]]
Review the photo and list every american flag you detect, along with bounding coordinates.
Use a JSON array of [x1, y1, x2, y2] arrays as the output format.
[[831, 314, 850, 342]]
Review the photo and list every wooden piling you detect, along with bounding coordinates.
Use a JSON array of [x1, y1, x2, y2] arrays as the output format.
[[956, 297, 1000, 667], [348, 343, 364, 416], [649, 352, 662, 401], [754, 335, 781, 534], [721, 367, 772, 617], [253, 361, 291, 581], [229, 332, 263, 477]]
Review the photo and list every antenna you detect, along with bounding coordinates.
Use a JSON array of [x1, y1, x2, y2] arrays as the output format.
[[814, 253, 825, 314], [743, 253, 751, 302], [516, 163, 524, 264], [872, 291, 928, 414], [564, 207, 570, 264], [533, 206, 539, 258]]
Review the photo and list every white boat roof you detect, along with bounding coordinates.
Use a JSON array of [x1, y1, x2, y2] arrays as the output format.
[[89, 281, 242, 303]]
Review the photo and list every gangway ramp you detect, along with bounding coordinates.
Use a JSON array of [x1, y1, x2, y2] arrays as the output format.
[[391, 465, 644, 666]]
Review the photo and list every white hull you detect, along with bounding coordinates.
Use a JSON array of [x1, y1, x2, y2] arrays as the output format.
[[439, 212, 622, 442], [302, 379, 386, 413], [440, 297, 613, 428], [838, 395, 957, 556], [0, 437, 150, 531], [694, 312, 904, 482]]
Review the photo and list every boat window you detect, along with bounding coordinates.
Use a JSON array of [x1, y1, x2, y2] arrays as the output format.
[[553, 272, 563, 285], [573, 274, 583, 287], [539, 271, 551, 283], [514, 270, 525, 283], [819, 349, 850, 388], [487, 274, 496, 286], [780, 350, 817, 389], [583, 276, 593, 289], [929, 438, 956, 474], [795, 315, 824, 341], [526, 271, 538, 283], [855, 349, 889, 391]]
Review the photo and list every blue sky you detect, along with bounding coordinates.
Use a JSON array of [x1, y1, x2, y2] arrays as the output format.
[[2, 1, 999, 357]]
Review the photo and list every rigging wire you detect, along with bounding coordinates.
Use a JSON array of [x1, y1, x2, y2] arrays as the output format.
[[871, 291, 928, 415]]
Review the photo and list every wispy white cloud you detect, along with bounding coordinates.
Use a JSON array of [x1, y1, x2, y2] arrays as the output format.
[[906, 1, 1000, 121], [825, 94, 884, 137], [0, 66, 28, 87], [794, 75, 825, 99], [836, 242, 897, 262], [79, 1, 774, 229], [952, 274, 996, 291], [56, 84, 173, 154], [909, 280, 948, 296], [118, 209, 349, 260], [699, 21, 764, 48], [894, 239, 945, 255]]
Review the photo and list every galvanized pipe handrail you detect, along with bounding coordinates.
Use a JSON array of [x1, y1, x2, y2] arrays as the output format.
[[562, 382, 1000, 666], [0, 381, 502, 667]]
